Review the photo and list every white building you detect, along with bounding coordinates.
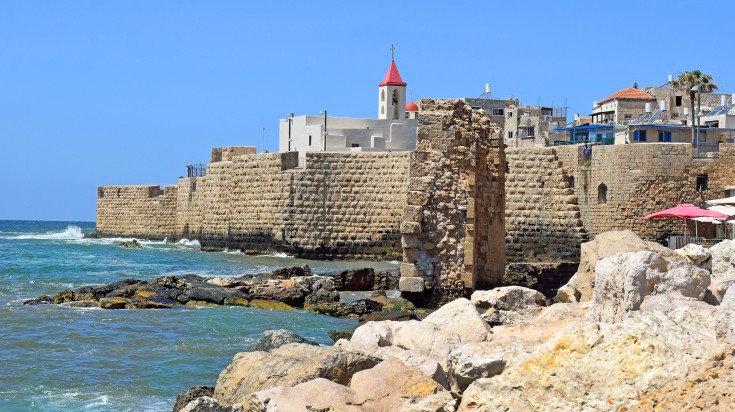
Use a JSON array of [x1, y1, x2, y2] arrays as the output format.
[[279, 58, 418, 162]]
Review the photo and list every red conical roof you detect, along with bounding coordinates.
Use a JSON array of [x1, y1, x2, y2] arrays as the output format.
[[379, 61, 406, 87]]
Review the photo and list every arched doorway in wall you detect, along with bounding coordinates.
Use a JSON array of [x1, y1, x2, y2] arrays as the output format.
[[598, 183, 608, 203]]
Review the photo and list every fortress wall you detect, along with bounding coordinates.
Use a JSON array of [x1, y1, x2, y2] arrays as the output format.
[[96, 185, 177, 239], [504, 147, 587, 263], [280, 151, 410, 258]]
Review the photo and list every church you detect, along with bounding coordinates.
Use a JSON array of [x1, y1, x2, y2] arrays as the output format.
[[278, 54, 419, 165]]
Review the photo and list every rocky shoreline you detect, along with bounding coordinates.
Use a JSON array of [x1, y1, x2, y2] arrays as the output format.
[[24, 266, 416, 322], [171, 231, 735, 411]]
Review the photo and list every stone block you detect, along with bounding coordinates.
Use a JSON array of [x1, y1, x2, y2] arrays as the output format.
[[400, 263, 419, 278], [406, 191, 430, 206], [401, 222, 421, 235], [401, 235, 420, 249], [403, 205, 423, 223], [399, 277, 425, 293]]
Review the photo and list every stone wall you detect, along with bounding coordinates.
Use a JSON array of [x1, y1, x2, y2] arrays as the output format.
[[210, 146, 256, 163], [96, 185, 177, 239], [505, 147, 587, 263], [98, 151, 409, 258], [399, 99, 505, 297]]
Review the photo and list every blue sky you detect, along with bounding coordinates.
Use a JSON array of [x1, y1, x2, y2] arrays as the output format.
[[2, 1, 734, 221]]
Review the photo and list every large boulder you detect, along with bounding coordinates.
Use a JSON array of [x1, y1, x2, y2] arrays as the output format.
[[557, 230, 651, 302], [470, 286, 546, 326], [179, 397, 242, 412], [630, 350, 735, 411], [177, 281, 248, 305], [214, 343, 380, 405], [591, 251, 710, 323], [422, 298, 492, 343], [446, 337, 532, 396], [251, 330, 317, 352], [675, 243, 712, 271], [716, 286, 735, 347], [488, 301, 592, 345], [458, 310, 717, 411], [710, 238, 735, 279], [705, 277, 735, 305], [247, 359, 455, 412]]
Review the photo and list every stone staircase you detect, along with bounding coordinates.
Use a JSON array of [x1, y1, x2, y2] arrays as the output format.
[[505, 147, 589, 263]]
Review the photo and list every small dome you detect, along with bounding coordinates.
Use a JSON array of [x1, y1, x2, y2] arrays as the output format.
[[405, 102, 419, 112]]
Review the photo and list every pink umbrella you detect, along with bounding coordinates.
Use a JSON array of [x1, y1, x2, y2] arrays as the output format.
[[643, 203, 730, 244]]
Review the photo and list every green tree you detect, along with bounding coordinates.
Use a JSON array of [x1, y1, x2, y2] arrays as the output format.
[[671, 70, 718, 146]]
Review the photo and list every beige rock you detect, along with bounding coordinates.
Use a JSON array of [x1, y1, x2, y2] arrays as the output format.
[[675, 243, 712, 271], [247, 359, 455, 412], [630, 350, 735, 412], [705, 277, 735, 305], [458, 310, 717, 412], [350, 358, 455, 412], [716, 287, 735, 347], [490, 302, 591, 345], [710, 238, 735, 280], [557, 230, 651, 302], [214, 343, 379, 405], [592, 251, 710, 323], [422, 298, 492, 342]]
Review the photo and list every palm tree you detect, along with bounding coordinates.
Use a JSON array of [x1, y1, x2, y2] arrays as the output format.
[[671, 70, 719, 146]]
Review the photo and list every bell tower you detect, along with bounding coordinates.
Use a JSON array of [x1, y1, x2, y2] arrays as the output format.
[[378, 45, 407, 120]]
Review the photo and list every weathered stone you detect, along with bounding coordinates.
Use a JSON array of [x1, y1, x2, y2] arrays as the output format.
[[675, 243, 712, 271], [592, 251, 710, 323], [399, 276, 424, 293], [213, 343, 380, 405], [557, 230, 651, 303], [422, 298, 491, 343], [180, 396, 242, 412], [458, 310, 717, 411], [173, 386, 214, 412], [630, 350, 735, 411], [471, 286, 546, 325], [710, 238, 735, 280], [119, 239, 142, 249], [705, 277, 735, 305], [251, 330, 318, 352]]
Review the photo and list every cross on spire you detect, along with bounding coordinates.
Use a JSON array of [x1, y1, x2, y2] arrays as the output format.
[[390, 44, 395, 61]]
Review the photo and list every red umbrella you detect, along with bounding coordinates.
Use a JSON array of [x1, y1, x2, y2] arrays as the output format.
[[642, 203, 730, 220], [643, 204, 730, 245]]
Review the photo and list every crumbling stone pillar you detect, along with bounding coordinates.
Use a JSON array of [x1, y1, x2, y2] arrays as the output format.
[[399, 99, 505, 299]]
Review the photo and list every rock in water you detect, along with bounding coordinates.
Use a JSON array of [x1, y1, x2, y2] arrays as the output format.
[[179, 396, 242, 412], [173, 386, 214, 412], [120, 239, 142, 249], [251, 330, 317, 352], [591, 251, 710, 323], [213, 343, 380, 405]]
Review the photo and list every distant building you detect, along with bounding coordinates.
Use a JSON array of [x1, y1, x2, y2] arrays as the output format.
[[279, 57, 418, 164], [558, 77, 735, 156], [466, 84, 567, 147]]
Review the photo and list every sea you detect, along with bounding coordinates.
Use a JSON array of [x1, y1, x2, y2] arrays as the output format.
[[0, 220, 398, 412]]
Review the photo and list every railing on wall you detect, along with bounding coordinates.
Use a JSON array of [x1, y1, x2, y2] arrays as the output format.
[[693, 143, 720, 159], [186, 164, 206, 178], [668, 235, 724, 249]]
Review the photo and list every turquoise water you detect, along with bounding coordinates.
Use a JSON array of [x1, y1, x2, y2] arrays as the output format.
[[0, 220, 398, 411]]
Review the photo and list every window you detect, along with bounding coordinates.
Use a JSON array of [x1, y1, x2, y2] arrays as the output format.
[[308, 135, 312, 146], [508, 111, 513, 118], [381, 89, 385, 102], [624, 114, 633, 120], [658, 131, 671, 142], [634, 130, 647, 142], [351, 143, 360, 147], [520, 127, 535, 138], [491, 108, 504, 116], [598, 183, 608, 203], [507, 131, 513, 140], [675, 96, 682, 106], [696, 174, 708, 192]]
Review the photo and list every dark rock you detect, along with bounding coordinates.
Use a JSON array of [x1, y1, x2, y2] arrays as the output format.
[[304, 277, 339, 305], [267, 265, 313, 280], [99, 297, 130, 309], [93, 279, 142, 298], [305, 299, 373, 318], [65, 301, 98, 308], [374, 269, 400, 290], [172, 386, 214, 412], [358, 310, 419, 326], [252, 329, 318, 352], [53, 290, 74, 304], [504, 262, 579, 298], [176, 281, 248, 305], [328, 329, 354, 342], [120, 239, 142, 249], [327, 268, 376, 291], [23, 295, 53, 305], [248, 282, 309, 307], [366, 291, 415, 312]]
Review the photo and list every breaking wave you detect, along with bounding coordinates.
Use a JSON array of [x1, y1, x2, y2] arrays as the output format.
[[177, 238, 201, 247], [10, 225, 84, 240]]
